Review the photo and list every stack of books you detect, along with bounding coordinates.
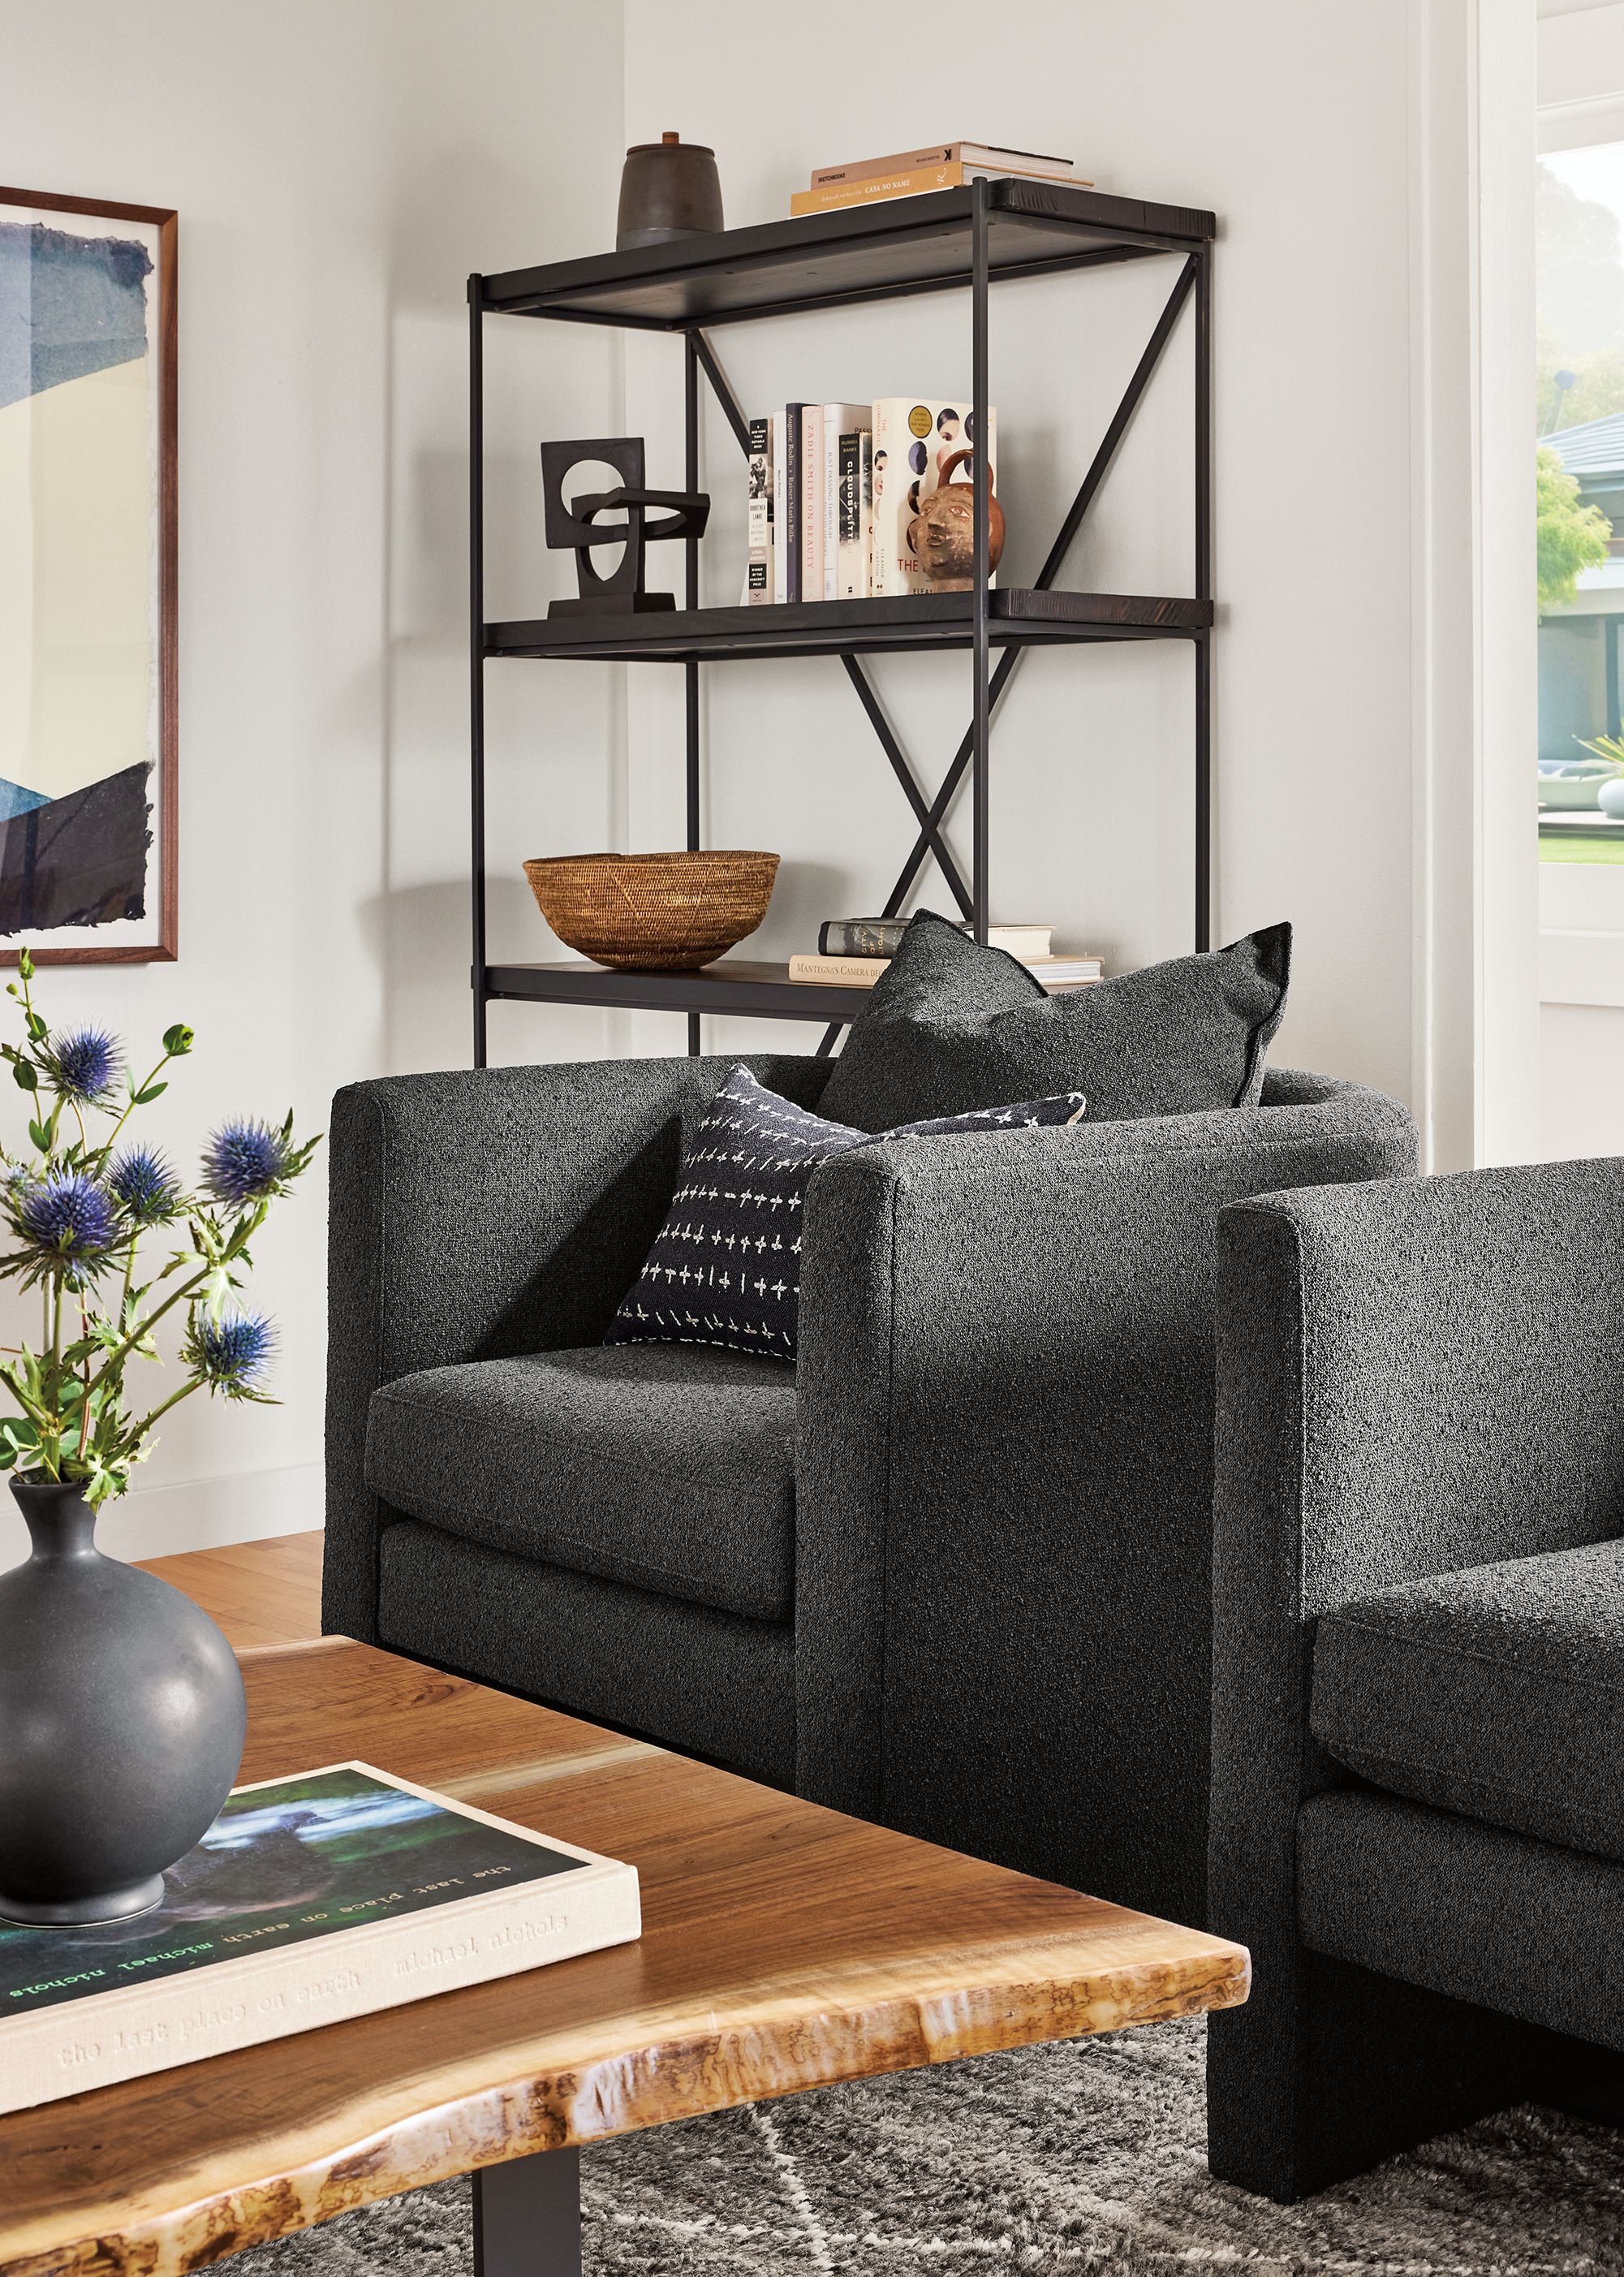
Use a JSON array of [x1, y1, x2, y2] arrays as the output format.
[[747, 396, 997, 606], [789, 920, 1103, 990], [789, 142, 1095, 218]]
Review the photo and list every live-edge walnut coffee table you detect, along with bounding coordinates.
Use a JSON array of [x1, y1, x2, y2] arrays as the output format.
[[0, 1641, 1247, 2277]]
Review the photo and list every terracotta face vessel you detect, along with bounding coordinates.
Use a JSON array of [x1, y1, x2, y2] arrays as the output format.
[[908, 447, 1006, 592]]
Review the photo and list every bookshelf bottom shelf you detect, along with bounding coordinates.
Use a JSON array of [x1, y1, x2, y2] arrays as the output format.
[[484, 958, 1097, 1025], [484, 960, 872, 1023]]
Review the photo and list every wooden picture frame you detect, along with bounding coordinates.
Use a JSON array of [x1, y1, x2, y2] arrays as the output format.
[[0, 186, 177, 964]]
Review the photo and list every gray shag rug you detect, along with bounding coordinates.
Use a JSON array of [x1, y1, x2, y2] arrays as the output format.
[[244, 2018, 1624, 2275]]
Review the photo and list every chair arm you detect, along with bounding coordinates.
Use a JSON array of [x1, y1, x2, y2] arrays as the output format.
[[793, 1074, 1416, 1922], [322, 1050, 829, 1640], [1208, 1155, 1624, 1952], [1216, 1154, 1624, 1620]]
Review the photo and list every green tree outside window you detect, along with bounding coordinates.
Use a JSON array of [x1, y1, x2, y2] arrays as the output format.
[[1537, 443, 1612, 613]]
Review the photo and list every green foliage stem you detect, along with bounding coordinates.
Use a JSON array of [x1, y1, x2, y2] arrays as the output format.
[[0, 949, 319, 1506]]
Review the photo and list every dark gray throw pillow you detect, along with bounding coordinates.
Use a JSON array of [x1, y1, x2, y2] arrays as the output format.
[[816, 912, 1292, 1133], [605, 1064, 1086, 1362]]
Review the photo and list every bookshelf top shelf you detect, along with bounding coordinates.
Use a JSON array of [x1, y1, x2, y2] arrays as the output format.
[[478, 179, 1217, 331]]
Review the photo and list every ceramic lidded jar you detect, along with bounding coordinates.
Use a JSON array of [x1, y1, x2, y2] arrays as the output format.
[[616, 132, 724, 251]]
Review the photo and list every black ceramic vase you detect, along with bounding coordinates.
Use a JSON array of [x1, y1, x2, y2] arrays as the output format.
[[0, 1481, 247, 1926]]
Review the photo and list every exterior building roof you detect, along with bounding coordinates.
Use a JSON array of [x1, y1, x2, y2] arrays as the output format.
[[1545, 411, 1624, 479]]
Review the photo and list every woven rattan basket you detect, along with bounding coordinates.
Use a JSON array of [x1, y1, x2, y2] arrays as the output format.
[[523, 850, 781, 970]]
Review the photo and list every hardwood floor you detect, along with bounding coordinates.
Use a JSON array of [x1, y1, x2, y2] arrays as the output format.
[[136, 1529, 324, 1649]]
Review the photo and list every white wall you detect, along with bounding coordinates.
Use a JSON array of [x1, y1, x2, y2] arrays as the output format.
[[1540, 860, 1624, 1153], [0, 0, 624, 1562], [0, 0, 1537, 1566], [619, 0, 1424, 1095]]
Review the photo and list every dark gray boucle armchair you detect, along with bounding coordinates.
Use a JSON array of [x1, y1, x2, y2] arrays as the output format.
[[1208, 1158, 1624, 2202], [324, 1051, 1415, 1927]]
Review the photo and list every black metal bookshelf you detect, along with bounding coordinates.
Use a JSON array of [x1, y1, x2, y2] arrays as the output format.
[[469, 175, 1216, 1063]]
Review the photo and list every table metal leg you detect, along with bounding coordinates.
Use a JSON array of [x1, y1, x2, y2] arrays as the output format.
[[472, 2146, 582, 2277]]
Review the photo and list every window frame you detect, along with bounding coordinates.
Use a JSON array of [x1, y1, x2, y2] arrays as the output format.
[[1539, 2, 1624, 987]]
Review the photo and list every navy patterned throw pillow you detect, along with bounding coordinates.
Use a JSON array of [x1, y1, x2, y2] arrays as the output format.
[[605, 1065, 1086, 1362]]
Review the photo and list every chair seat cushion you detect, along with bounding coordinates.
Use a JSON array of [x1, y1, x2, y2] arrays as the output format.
[[1312, 1537, 1624, 1861], [364, 1343, 797, 1622]]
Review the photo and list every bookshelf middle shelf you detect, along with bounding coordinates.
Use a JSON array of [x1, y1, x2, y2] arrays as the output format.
[[485, 588, 1213, 665]]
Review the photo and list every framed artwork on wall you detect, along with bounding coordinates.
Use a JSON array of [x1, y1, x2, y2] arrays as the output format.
[[0, 186, 177, 964]]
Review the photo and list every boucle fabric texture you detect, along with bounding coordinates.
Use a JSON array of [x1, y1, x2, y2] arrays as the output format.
[[792, 1069, 1418, 1930], [377, 1518, 796, 1784], [322, 1051, 832, 1645], [605, 1063, 1085, 1361], [324, 1052, 1415, 1931], [818, 909, 1291, 1132], [1312, 1538, 1624, 1863], [1207, 1156, 1624, 2201], [366, 1343, 799, 1622], [1299, 1788, 1624, 2056]]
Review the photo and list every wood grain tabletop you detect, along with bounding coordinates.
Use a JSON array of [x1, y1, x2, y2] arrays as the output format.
[[0, 1639, 1247, 2277]]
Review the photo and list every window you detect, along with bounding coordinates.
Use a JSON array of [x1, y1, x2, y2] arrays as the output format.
[[1536, 141, 1624, 866]]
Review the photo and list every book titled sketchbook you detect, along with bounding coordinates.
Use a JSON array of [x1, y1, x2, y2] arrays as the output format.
[[788, 951, 1101, 990], [0, 1762, 640, 2115]]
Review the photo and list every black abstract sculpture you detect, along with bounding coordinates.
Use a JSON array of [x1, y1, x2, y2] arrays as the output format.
[[541, 438, 710, 616]]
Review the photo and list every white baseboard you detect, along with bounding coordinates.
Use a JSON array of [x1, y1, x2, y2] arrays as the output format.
[[0, 1460, 323, 1571]]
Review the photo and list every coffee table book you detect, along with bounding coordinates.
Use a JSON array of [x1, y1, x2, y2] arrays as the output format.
[[0, 1762, 640, 2116]]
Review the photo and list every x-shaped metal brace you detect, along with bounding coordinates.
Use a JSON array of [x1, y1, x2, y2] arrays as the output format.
[[687, 251, 1201, 1053]]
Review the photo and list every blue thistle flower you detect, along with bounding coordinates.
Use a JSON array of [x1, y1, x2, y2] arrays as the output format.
[[109, 1146, 182, 1226], [202, 1120, 291, 1206], [16, 1171, 118, 1285], [191, 1310, 275, 1393], [46, 1028, 122, 1103]]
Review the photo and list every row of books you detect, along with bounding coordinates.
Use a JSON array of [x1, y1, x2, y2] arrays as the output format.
[[790, 140, 1094, 219], [787, 918, 1103, 991], [746, 397, 997, 605]]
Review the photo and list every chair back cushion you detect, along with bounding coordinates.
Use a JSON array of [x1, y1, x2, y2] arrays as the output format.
[[817, 910, 1291, 1132]]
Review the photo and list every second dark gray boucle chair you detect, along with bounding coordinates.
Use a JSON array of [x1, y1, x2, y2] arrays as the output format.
[[1208, 1158, 1624, 2202], [323, 1050, 1415, 1930]]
